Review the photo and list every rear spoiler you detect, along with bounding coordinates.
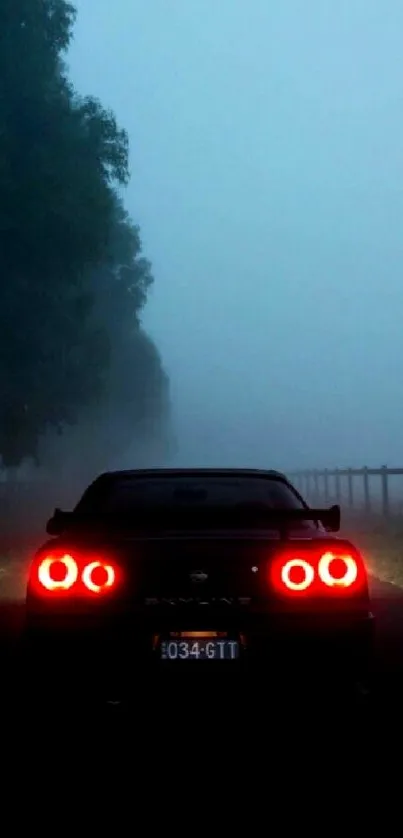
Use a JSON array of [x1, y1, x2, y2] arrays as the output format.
[[251, 504, 341, 533], [46, 503, 341, 535]]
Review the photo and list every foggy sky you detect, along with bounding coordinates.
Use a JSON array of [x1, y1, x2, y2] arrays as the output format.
[[68, 1, 403, 471]]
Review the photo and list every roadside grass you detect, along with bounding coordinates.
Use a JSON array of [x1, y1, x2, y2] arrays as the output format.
[[342, 517, 403, 588], [0, 553, 28, 600], [355, 535, 403, 588]]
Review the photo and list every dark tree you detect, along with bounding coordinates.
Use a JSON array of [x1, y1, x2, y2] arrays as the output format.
[[0, 0, 171, 469], [38, 196, 173, 486]]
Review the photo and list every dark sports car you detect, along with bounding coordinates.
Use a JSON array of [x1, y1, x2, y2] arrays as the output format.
[[24, 468, 374, 705]]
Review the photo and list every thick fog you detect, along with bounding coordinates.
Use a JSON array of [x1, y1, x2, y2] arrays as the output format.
[[68, 0, 403, 472]]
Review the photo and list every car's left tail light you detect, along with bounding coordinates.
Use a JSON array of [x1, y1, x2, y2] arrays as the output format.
[[82, 561, 115, 593], [38, 554, 79, 591], [32, 552, 118, 596]]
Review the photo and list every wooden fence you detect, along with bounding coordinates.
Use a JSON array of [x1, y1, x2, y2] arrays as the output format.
[[289, 466, 403, 518]]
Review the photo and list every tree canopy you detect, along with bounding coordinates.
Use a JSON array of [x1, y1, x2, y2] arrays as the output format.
[[0, 0, 172, 470]]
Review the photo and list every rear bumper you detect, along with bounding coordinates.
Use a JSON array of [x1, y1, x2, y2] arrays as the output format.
[[22, 609, 375, 698]]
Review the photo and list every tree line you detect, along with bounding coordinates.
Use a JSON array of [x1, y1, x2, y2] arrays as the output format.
[[0, 0, 172, 480]]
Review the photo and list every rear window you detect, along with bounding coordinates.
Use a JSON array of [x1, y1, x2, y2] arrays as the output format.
[[76, 475, 305, 514]]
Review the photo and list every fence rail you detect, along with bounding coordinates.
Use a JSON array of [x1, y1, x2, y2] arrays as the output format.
[[289, 466, 403, 518]]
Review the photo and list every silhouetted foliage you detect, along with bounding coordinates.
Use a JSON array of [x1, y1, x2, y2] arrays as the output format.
[[0, 0, 171, 467]]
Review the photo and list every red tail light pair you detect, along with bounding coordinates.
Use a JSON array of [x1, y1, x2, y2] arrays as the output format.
[[36, 554, 116, 595], [273, 550, 362, 594]]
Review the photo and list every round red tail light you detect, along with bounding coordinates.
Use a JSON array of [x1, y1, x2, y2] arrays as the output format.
[[82, 561, 115, 593], [38, 554, 78, 591], [318, 552, 358, 587], [281, 558, 314, 591]]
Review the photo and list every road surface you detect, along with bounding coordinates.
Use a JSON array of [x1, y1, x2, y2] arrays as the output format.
[[368, 576, 403, 708]]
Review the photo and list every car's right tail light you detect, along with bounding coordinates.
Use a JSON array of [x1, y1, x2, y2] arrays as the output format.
[[317, 551, 358, 588], [280, 558, 315, 592], [270, 544, 366, 597], [32, 552, 118, 597]]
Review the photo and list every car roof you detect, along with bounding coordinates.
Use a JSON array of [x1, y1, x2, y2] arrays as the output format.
[[93, 467, 291, 485], [70, 467, 313, 527], [73, 468, 296, 513]]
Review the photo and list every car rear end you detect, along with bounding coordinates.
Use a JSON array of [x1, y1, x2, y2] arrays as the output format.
[[24, 525, 374, 704]]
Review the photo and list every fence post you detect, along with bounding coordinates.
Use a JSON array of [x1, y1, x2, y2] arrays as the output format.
[[347, 468, 353, 508], [381, 465, 389, 518], [334, 468, 341, 503], [324, 469, 329, 504], [306, 470, 312, 500], [363, 466, 371, 514], [313, 469, 319, 502]]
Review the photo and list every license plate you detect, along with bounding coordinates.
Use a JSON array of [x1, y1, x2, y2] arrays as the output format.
[[160, 639, 239, 661]]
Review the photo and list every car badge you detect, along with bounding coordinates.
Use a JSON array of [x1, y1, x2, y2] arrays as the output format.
[[190, 570, 208, 583]]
